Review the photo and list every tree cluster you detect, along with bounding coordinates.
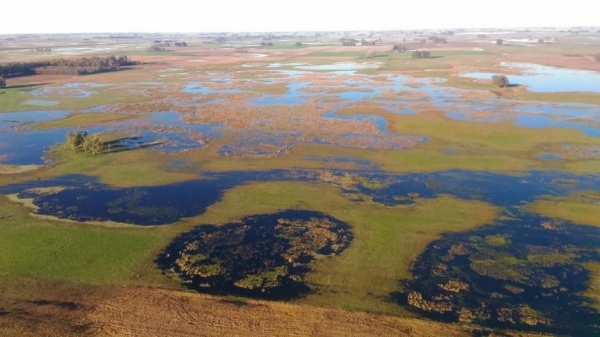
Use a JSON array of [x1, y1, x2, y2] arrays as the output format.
[[174, 41, 187, 47], [149, 44, 167, 52], [492, 75, 510, 88], [392, 44, 407, 52], [411, 50, 431, 59], [361, 39, 376, 46], [428, 36, 447, 44], [341, 38, 357, 46], [65, 131, 104, 155], [0, 56, 137, 78]]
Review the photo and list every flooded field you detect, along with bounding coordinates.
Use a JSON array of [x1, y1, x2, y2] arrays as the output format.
[[157, 210, 352, 299], [462, 62, 600, 93], [398, 210, 600, 335], [1, 30, 600, 336]]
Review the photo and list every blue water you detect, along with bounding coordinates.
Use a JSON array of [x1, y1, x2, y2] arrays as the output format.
[[2, 169, 600, 225], [0, 110, 221, 165], [462, 63, 600, 92], [324, 108, 388, 131], [29, 82, 106, 98], [182, 83, 242, 94], [251, 82, 311, 106], [0, 110, 71, 125], [512, 115, 600, 137]]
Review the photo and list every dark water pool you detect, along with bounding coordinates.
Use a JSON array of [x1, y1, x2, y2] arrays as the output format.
[[396, 210, 600, 335], [156, 210, 352, 299], [2, 170, 599, 225]]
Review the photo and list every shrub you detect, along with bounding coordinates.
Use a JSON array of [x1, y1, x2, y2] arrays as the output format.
[[492, 75, 510, 88]]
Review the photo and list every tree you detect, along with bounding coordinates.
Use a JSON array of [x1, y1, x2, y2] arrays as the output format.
[[538, 38, 544, 44], [149, 44, 166, 52], [392, 44, 407, 52], [65, 131, 88, 152], [0, 76, 5, 88], [492, 75, 510, 88], [65, 131, 104, 155], [82, 134, 103, 155], [411, 50, 431, 59], [496, 39, 504, 45]]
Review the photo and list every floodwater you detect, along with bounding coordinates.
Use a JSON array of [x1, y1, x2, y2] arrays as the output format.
[[3, 64, 600, 166], [398, 209, 600, 335], [0, 110, 220, 165], [1, 60, 600, 335], [2, 169, 599, 225], [462, 62, 600, 93], [2, 168, 600, 333], [156, 210, 352, 299], [30, 82, 107, 98]]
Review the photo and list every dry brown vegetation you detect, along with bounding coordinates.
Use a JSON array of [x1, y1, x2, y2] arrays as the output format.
[[0, 285, 550, 337]]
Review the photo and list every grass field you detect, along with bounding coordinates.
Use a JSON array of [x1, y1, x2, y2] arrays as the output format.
[[527, 196, 600, 228], [0, 180, 498, 315], [0, 196, 170, 285]]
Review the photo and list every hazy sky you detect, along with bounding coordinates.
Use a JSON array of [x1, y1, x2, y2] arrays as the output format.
[[3, 0, 598, 34]]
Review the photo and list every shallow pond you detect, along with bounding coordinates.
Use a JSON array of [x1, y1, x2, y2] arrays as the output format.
[[0, 111, 220, 165], [30, 82, 107, 98], [293, 62, 380, 72], [462, 62, 600, 93]]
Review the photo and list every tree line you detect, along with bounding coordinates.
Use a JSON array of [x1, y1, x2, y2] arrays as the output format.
[[0, 55, 138, 78], [411, 50, 431, 59]]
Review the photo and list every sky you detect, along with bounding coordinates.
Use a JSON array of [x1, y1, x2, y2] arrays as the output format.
[[3, 0, 598, 34]]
